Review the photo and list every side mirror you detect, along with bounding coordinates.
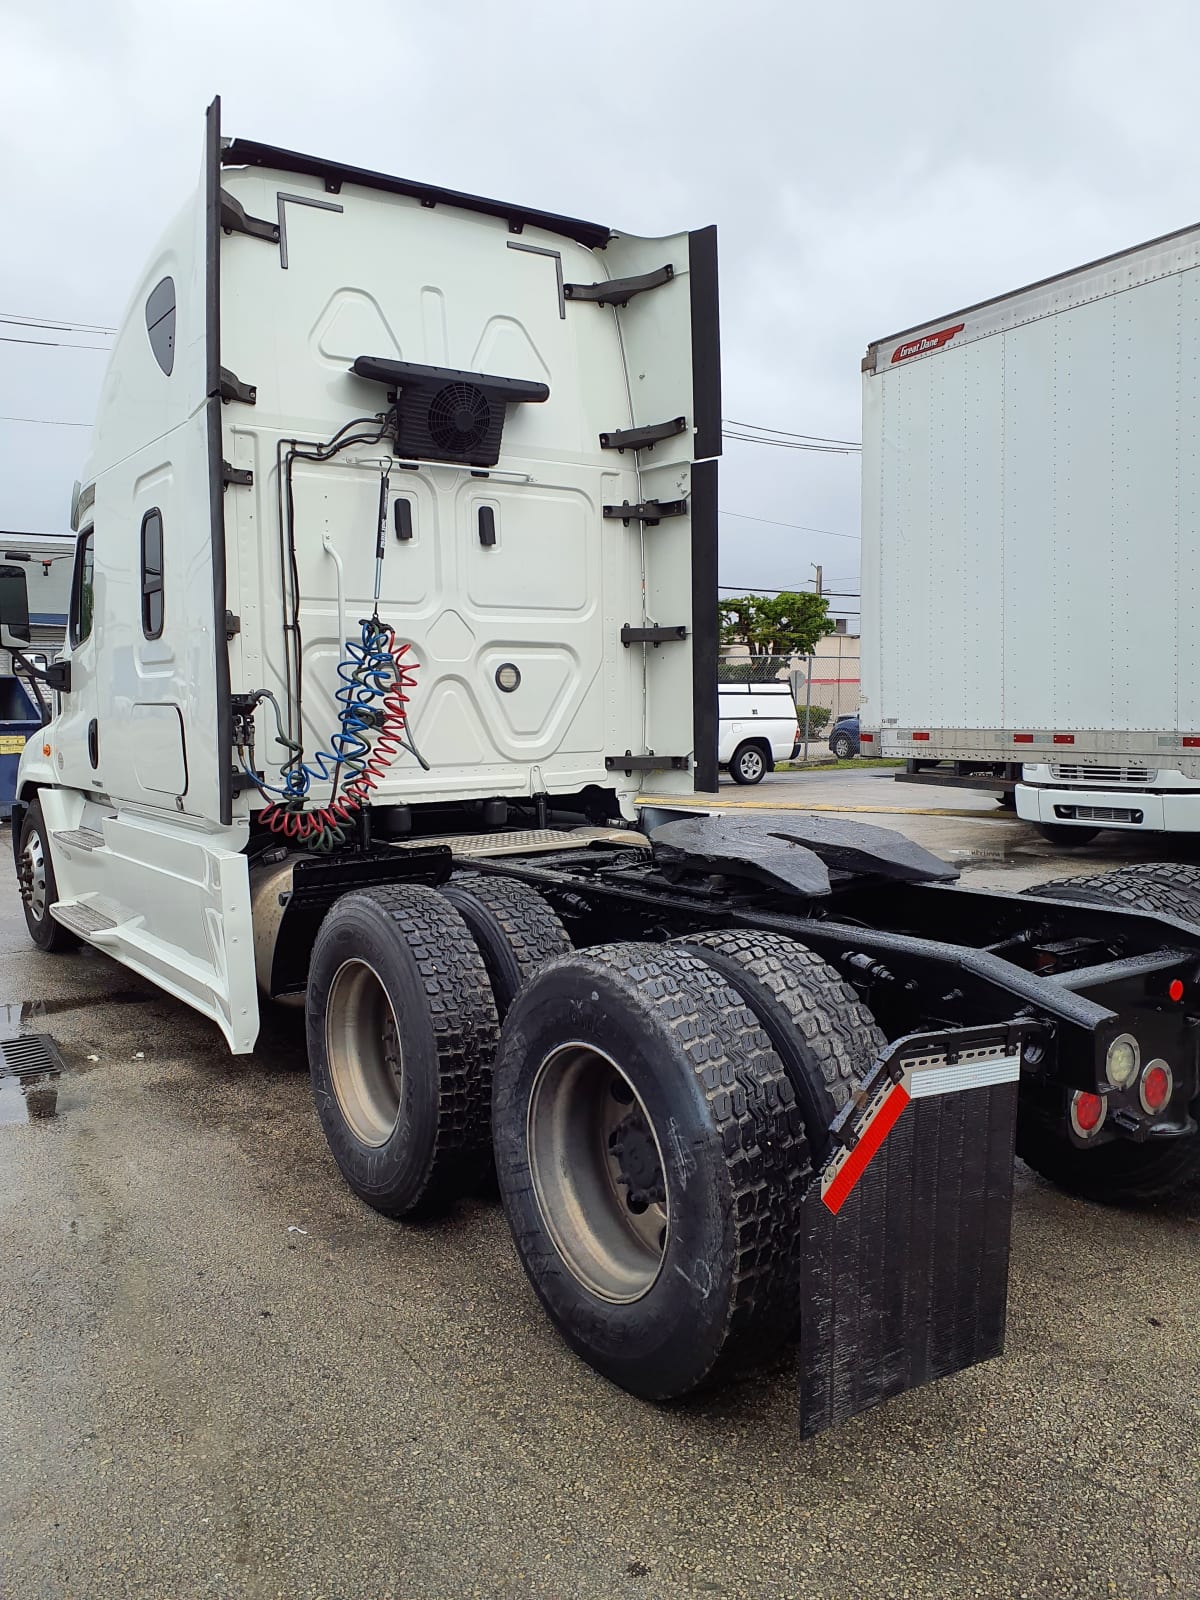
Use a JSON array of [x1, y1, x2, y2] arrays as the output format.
[[0, 564, 31, 643]]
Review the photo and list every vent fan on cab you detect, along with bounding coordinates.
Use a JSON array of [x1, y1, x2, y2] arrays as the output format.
[[351, 357, 549, 468]]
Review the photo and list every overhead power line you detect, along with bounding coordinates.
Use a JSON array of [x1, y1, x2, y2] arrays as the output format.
[[723, 416, 862, 448], [0, 333, 113, 352], [0, 313, 116, 336], [720, 509, 860, 542], [0, 414, 91, 428], [722, 430, 860, 455]]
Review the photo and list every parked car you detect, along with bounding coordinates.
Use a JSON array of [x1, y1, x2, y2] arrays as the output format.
[[718, 683, 799, 784], [828, 713, 860, 759]]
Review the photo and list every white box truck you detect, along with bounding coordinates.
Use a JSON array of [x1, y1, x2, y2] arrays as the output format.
[[9, 101, 1200, 1438], [860, 223, 1200, 841]]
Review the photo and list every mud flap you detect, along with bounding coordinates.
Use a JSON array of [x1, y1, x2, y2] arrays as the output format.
[[798, 1025, 1034, 1438]]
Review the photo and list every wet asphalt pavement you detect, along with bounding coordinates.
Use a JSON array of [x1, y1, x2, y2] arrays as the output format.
[[2, 771, 1200, 1599]]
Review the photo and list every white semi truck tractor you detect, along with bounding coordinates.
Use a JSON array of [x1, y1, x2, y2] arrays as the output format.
[[8, 101, 1200, 1436]]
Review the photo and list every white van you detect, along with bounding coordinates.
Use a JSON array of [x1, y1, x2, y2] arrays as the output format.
[[717, 683, 799, 783]]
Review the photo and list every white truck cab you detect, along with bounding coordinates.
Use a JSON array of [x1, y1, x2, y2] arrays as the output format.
[[717, 682, 798, 784], [8, 99, 720, 1052], [1017, 762, 1200, 839]]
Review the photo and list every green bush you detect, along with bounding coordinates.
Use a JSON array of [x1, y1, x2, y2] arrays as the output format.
[[796, 705, 831, 735]]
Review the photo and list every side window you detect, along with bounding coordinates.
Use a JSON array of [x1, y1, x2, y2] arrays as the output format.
[[141, 508, 164, 639], [69, 529, 95, 648], [145, 277, 176, 376]]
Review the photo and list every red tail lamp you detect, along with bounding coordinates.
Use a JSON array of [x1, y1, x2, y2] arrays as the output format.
[[1070, 1090, 1106, 1137], [1168, 978, 1185, 1003], [1139, 1061, 1173, 1115]]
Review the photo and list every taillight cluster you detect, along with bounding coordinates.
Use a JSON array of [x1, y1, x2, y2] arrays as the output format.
[[1071, 1055, 1175, 1139]]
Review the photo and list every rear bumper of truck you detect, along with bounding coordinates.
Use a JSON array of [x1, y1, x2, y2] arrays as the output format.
[[1016, 783, 1200, 832]]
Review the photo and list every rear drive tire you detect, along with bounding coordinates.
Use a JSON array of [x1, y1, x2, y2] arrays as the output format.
[[729, 741, 768, 785], [675, 929, 885, 1160], [305, 884, 499, 1217], [832, 735, 854, 760], [492, 942, 810, 1399], [1023, 869, 1200, 926], [1036, 823, 1100, 846], [1018, 870, 1200, 1200], [1016, 1120, 1200, 1204], [441, 871, 571, 1018], [17, 798, 78, 953]]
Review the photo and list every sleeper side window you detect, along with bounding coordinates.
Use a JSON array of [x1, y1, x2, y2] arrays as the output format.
[[141, 509, 164, 640], [145, 277, 176, 375], [69, 529, 95, 648]]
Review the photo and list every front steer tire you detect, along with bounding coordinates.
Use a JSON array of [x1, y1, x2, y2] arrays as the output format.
[[17, 798, 78, 953], [305, 884, 499, 1218], [492, 942, 810, 1400]]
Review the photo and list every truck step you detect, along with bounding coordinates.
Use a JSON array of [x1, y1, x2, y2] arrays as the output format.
[[50, 900, 119, 936], [52, 828, 106, 852]]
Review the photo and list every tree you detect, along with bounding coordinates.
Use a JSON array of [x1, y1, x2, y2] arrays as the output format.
[[718, 591, 834, 659]]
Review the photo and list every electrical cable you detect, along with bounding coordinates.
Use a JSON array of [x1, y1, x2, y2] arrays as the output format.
[[720, 510, 861, 541], [722, 430, 860, 454], [0, 334, 113, 352], [0, 414, 91, 428], [0, 313, 117, 335], [722, 417, 861, 447]]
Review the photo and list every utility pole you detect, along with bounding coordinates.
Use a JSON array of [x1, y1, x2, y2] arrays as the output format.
[[811, 563, 823, 597]]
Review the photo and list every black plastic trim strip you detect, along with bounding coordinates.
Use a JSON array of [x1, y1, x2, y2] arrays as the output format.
[[218, 366, 256, 405], [688, 226, 722, 462], [221, 138, 612, 250], [218, 190, 280, 243], [603, 499, 687, 525], [690, 458, 719, 792], [598, 416, 686, 453], [206, 97, 233, 827], [564, 264, 673, 305], [621, 624, 687, 647], [604, 754, 690, 772]]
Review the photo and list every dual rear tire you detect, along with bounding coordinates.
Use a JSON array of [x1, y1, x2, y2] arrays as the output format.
[[305, 875, 883, 1397]]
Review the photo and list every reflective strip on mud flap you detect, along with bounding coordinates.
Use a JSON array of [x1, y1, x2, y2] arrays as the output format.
[[820, 1051, 1021, 1214]]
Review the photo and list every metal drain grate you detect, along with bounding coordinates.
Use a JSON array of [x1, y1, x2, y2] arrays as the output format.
[[0, 1033, 66, 1079], [0, 1033, 64, 1124]]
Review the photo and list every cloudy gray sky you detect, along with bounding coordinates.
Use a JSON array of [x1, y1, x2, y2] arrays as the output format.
[[4, 0, 1200, 624]]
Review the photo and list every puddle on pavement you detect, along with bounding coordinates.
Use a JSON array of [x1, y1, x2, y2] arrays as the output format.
[[0, 1069, 59, 1127], [0, 991, 151, 1030]]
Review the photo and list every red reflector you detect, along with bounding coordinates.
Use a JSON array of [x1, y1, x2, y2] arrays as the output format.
[[912, 732, 930, 741], [1053, 734, 1075, 745], [1185, 737, 1200, 748], [1140, 1062, 1173, 1113], [1013, 734, 1034, 743], [1169, 978, 1185, 1003], [861, 732, 874, 741], [1073, 1092, 1105, 1134]]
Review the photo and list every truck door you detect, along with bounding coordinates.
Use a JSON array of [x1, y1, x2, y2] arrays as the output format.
[[51, 527, 101, 794]]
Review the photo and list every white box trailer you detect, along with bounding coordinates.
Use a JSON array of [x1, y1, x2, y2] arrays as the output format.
[[860, 222, 1200, 838], [10, 101, 1200, 1438]]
